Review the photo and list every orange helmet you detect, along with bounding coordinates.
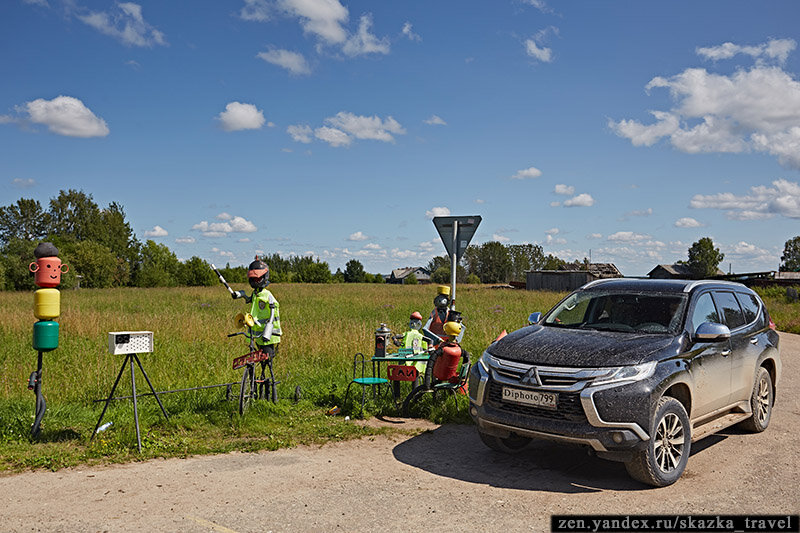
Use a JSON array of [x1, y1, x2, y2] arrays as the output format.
[[247, 259, 270, 289], [410, 311, 423, 321]]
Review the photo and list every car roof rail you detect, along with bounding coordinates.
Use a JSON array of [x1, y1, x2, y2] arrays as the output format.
[[683, 279, 747, 293]]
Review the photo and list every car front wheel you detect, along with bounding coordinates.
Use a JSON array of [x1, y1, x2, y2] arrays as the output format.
[[625, 396, 691, 487], [739, 367, 773, 433], [478, 429, 531, 454]]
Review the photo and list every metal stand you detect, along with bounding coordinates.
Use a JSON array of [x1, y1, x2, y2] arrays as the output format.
[[91, 353, 169, 452], [29, 351, 46, 438]]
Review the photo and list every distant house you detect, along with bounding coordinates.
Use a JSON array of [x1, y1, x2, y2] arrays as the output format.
[[647, 263, 725, 279], [526, 263, 622, 291], [388, 266, 431, 284]]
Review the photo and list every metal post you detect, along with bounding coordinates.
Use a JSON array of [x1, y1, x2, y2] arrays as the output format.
[[450, 220, 458, 310], [129, 355, 142, 452], [91, 354, 130, 441], [133, 354, 169, 420]]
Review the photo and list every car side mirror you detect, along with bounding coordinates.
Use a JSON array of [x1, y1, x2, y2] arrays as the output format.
[[528, 312, 542, 325], [694, 322, 731, 342]]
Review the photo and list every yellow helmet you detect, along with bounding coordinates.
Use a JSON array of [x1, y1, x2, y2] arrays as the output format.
[[443, 321, 462, 337], [437, 285, 450, 296]]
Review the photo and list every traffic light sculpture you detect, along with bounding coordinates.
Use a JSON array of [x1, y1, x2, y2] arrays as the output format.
[[28, 242, 68, 437]]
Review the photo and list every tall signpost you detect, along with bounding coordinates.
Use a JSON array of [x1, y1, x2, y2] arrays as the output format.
[[432, 215, 481, 311]]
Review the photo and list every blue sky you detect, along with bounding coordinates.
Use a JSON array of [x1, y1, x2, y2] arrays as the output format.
[[2, 0, 799, 276]]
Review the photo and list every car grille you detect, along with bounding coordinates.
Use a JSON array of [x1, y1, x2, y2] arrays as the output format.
[[494, 367, 583, 387], [487, 381, 587, 422]]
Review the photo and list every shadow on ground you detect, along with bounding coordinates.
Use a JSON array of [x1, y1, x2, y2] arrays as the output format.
[[391, 424, 649, 493]]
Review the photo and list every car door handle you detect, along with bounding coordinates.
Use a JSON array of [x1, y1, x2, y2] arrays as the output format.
[[750, 337, 759, 345], [721, 349, 731, 356]]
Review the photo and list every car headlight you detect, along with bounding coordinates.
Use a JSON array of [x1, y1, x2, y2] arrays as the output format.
[[479, 351, 499, 372], [591, 361, 657, 387]]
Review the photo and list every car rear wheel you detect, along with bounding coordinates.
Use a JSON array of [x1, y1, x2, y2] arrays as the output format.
[[738, 367, 773, 433], [625, 396, 690, 487], [478, 429, 531, 454]]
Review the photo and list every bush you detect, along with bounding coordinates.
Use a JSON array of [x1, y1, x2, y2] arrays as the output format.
[[179, 257, 217, 287], [466, 273, 481, 284], [68, 241, 117, 288]]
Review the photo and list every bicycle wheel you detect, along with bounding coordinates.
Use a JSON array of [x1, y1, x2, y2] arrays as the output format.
[[239, 364, 254, 414]]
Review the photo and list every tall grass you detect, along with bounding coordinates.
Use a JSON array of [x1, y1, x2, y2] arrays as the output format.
[[0, 284, 563, 470]]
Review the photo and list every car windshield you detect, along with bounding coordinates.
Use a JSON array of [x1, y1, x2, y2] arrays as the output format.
[[544, 290, 688, 334]]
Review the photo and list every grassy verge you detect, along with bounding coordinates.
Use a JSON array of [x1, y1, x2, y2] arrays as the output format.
[[0, 284, 564, 472]]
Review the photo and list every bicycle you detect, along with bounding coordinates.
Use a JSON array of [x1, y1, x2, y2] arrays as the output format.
[[228, 326, 278, 414]]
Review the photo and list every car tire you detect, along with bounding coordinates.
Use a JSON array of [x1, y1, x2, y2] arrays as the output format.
[[625, 396, 691, 487], [478, 429, 531, 454], [738, 367, 773, 433]]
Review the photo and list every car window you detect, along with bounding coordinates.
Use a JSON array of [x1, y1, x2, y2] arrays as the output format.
[[688, 292, 720, 333], [735, 292, 761, 326], [714, 291, 745, 329], [545, 290, 686, 333]]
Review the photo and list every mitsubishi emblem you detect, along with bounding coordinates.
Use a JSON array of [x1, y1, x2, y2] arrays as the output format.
[[520, 366, 542, 387]]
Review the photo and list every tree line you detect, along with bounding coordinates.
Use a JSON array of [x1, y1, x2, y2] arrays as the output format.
[[1, 190, 797, 290]]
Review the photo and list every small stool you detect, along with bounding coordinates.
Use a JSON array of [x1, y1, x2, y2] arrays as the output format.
[[344, 352, 389, 417]]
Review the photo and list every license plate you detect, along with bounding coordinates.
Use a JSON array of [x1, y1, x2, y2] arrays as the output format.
[[232, 350, 270, 370], [502, 387, 557, 410]]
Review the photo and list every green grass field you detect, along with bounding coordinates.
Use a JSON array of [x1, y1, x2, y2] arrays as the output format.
[[0, 284, 564, 471], [1, 283, 796, 472]]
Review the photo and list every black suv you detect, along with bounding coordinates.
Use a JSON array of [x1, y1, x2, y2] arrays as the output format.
[[468, 279, 781, 486]]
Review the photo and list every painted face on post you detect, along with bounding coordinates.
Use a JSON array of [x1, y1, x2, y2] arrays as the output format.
[[29, 257, 68, 288]]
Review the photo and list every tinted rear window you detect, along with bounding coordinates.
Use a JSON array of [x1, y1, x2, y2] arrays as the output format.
[[714, 291, 745, 329], [736, 292, 761, 326]]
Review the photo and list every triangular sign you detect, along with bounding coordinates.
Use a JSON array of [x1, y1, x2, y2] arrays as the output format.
[[433, 215, 482, 260]]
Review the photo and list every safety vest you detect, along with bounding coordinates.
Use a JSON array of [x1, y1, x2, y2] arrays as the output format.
[[428, 308, 448, 337], [402, 329, 427, 354], [250, 288, 281, 346]]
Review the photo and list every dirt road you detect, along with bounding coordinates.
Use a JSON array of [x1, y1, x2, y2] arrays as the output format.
[[2, 333, 799, 532]]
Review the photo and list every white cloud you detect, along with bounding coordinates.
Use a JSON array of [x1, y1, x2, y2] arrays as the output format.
[[418, 240, 435, 251], [175, 236, 196, 244], [23, 0, 49, 6], [257, 48, 311, 75], [281, 0, 349, 44], [391, 248, 419, 259], [525, 39, 552, 63], [240, 0, 271, 21], [563, 193, 595, 207], [287, 124, 313, 143], [348, 231, 368, 241], [696, 38, 796, 64], [550, 201, 561, 207], [426, 206, 450, 219], [324, 112, 405, 142], [342, 14, 390, 56], [522, 0, 554, 14], [144, 225, 168, 237], [78, 2, 166, 47], [690, 179, 800, 220], [587, 233, 603, 239], [545, 227, 559, 235], [314, 126, 351, 147], [545, 234, 567, 245], [511, 166, 543, 180], [211, 247, 236, 258], [554, 184, 574, 195], [364, 243, 381, 250], [627, 208, 653, 217], [674, 217, 704, 228], [192, 214, 257, 237], [607, 231, 651, 242], [22, 96, 109, 138], [12, 178, 36, 188], [216, 102, 266, 132], [424, 115, 446, 126], [238, 238, 251, 243], [402, 21, 421, 42], [493, 234, 511, 243], [475, 198, 485, 204], [611, 39, 800, 169]]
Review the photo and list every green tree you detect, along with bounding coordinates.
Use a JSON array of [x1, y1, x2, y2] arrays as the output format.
[[343, 259, 366, 283], [541, 254, 566, 270], [472, 241, 512, 283], [0, 237, 37, 290], [135, 240, 181, 287], [48, 189, 102, 242], [332, 268, 345, 283], [405, 272, 418, 285], [179, 256, 217, 286], [431, 265, 467, 284], [294, 257, 332, 283], [780, 236, 800, 272], [0, 198, 51, 245], [687, 237, 725, 279], [69, 241, 117, 288], [508, 243, 545, 281], [426, 255, 450, 274], [466, 273, 481, 284], [372, 272, 385, 283]]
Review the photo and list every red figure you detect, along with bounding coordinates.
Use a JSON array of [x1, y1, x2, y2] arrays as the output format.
[[29, 242, 68, 288]]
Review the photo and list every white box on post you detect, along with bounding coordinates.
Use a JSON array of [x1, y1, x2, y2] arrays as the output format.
[[108, 331, 154, 355]]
